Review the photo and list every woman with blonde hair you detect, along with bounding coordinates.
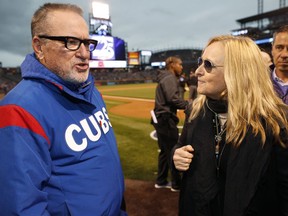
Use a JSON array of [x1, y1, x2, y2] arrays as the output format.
[[173, 35, 288, 216]]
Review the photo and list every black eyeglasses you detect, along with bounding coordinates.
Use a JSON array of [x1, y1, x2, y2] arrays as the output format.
[[38, 35, 98, 52], [197, 57, 223, 73]]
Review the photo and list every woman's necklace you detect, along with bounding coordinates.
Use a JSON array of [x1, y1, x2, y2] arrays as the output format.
[[206, 100, 227, 158]]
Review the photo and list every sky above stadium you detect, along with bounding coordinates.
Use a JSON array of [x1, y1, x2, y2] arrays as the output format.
[[0, 0, 279, 67]]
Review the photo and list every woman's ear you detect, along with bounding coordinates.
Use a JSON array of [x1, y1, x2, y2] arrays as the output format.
[[32, 36, 44, 60]]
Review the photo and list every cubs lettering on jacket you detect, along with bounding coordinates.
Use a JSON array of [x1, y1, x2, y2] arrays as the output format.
[[65, 107, 112, 151]]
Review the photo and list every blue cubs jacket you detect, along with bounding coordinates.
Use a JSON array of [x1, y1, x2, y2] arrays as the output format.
[[0, 53, 127, 216]]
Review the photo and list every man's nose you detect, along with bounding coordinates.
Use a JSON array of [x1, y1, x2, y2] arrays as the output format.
[[76, 43, 90, 58]]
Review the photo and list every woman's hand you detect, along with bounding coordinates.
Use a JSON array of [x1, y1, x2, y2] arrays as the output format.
[[173, 145, 194, 171]]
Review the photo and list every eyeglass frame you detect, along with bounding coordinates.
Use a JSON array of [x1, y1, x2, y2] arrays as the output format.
[[197, 57, 224, 73], [38, 35, 98, 52]]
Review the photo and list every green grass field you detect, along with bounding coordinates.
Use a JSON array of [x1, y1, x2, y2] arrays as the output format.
[[97, 83, 157, 99], [98, 83, 159, 181]]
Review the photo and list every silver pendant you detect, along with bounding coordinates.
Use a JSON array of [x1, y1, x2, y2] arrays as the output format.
[[215, 135, 222, 142]]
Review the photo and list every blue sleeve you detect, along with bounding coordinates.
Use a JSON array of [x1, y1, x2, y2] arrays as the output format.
[[0, 105, 51, 215]]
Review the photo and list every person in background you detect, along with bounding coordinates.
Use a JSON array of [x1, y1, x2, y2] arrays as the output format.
[[271, 25, 288, 104], [179, 73, 187, 99], [152, 56, 189, 192], [0, 3, 127, 215], [186, 70, 198, 100], [173, 35, 288, 216], [261, 50, 274, 71]]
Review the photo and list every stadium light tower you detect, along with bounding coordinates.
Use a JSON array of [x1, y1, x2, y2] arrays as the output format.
[[88, 1, 127, 69], [258, 0, 263, 14], [280, 0, 286, 8], [92, 2, 110, 20], [257, 0, 263, 28], [89, 1, 112, 36]]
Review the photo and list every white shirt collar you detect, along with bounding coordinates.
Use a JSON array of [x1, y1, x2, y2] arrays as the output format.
[[272, 69, 288, 86]]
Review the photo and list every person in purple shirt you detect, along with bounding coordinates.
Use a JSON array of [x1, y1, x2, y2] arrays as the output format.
[[271, 25, 288, 104]]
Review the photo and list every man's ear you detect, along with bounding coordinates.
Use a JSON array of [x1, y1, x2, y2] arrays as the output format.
[[32, 36, 44, 60]]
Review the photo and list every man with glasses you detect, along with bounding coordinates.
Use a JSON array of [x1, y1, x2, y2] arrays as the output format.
[[0, 3, 127, 216], [271, 25, 288, 104]]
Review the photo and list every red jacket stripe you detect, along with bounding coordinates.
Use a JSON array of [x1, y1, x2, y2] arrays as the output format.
[[0, 104, 50, 145]]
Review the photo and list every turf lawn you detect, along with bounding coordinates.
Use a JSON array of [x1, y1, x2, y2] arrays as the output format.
[[97, 83, 159, 181]]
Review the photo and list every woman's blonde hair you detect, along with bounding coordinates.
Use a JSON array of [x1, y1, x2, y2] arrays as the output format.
[[189, 35, 288, 147]]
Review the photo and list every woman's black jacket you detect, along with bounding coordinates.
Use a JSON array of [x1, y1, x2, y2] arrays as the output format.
[[173, 107, 288, 216]]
